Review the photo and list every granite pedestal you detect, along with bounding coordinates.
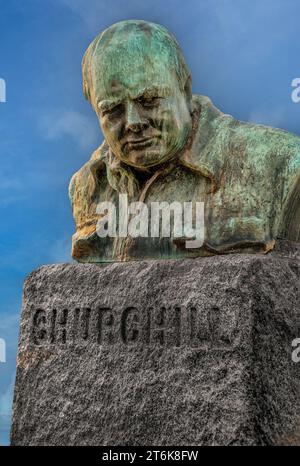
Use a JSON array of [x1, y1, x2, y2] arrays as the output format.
[[11, 252, 300, 445]]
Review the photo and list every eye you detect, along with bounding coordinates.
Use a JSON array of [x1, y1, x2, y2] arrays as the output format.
[[101, 103, 123, 117]]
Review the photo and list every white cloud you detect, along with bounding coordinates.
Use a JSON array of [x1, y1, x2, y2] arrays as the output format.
[[40, 110, 99, 150], [0, 233, 74, 273], [0, 312, 18, 445], [57, 0, 135, 32], [0, 376, 15, 417], [0, 312, 19, 343], [0, 170, 28, 207], [248, 107, 287, 128], [0, 375, 15, 445], [59, 0, 106, 28], [47, 236, 74, 263]]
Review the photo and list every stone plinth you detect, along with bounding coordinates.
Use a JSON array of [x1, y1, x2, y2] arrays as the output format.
[[11, 254, 300, 445]]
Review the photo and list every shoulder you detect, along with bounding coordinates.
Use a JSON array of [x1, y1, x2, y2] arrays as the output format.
[[194, 93, 300, 152], [194, 94, 300, 171], [230, 117, 300, 194], [230, 115, 300, 158]]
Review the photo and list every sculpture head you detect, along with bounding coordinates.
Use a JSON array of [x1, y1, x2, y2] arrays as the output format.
[[82, 20, 193, 170]]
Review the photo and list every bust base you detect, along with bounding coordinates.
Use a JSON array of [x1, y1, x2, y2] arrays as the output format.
[[11, 253, 300, 445]]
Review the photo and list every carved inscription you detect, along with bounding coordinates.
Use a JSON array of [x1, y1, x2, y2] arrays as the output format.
[[31, 305, 239, 350]]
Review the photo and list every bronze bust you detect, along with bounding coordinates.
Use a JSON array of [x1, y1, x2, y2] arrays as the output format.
[[69, 20, 300, 262]]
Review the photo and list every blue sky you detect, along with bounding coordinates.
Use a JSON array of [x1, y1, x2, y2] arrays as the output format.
[[0, 0, 299, 445]]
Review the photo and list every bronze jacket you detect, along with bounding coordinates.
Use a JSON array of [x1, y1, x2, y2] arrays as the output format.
[[69, 95, 300, 262]]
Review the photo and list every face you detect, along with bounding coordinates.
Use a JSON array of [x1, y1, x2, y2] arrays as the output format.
[[92, 60, 192, 170]]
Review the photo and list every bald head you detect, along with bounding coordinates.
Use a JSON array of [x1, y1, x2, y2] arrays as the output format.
[[82, 20, 191, 106]]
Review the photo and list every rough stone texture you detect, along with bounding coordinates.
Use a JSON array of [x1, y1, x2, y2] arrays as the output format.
[[11, 253, 300, 446]]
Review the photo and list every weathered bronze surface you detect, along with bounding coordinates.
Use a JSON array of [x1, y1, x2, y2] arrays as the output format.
[[69, 20, 300, 262]]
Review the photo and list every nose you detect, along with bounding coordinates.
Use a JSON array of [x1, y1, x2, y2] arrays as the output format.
[[125, 101, 147, 132]]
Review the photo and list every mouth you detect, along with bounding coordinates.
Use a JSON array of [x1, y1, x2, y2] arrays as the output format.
[[124, 137, 157, 150]]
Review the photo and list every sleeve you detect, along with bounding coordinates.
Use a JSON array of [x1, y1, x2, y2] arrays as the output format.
[[69, 145, 106, 240]]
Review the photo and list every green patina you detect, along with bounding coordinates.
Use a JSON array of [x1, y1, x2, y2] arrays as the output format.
[[69, 20, 300, 262]]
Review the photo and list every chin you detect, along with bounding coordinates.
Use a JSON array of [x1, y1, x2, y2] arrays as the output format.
[[128, 148, 168, 168]]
